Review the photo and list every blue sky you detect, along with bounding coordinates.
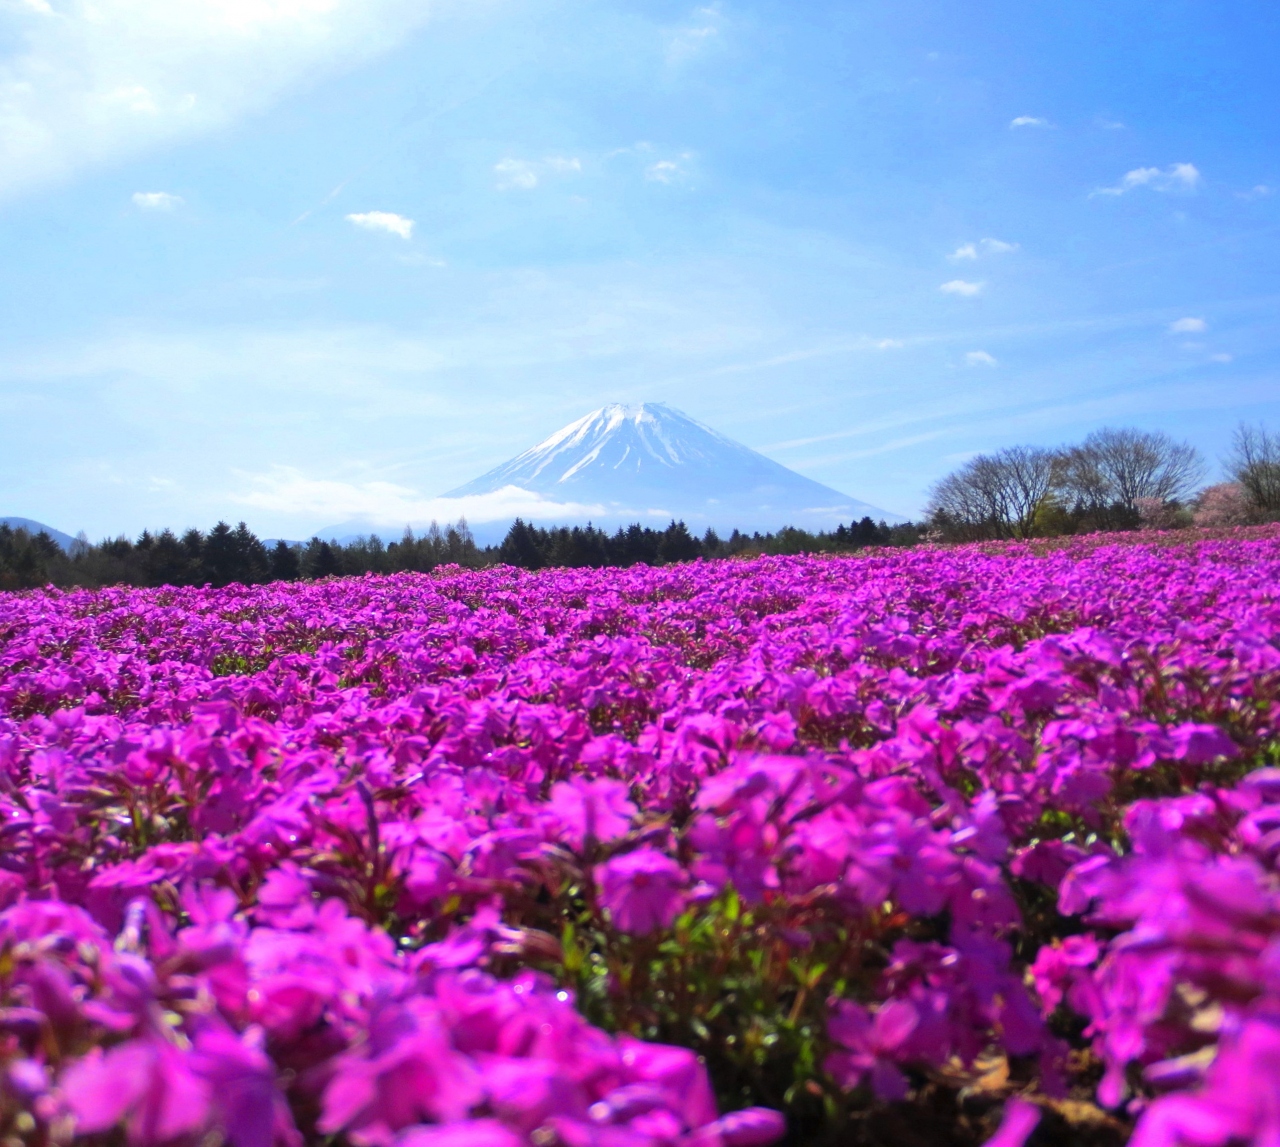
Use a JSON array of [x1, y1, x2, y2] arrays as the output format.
[[1, 0, 1277, 538]]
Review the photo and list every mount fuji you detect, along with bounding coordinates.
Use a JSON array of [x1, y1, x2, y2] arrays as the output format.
[[443, 403, 897, 535]]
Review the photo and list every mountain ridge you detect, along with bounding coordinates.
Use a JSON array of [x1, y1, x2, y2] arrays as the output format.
[[1, 517, 76, 552]]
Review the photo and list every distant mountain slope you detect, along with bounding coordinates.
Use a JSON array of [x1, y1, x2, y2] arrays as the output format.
[[1, 517, 76, 551], [445, 402, 898, 532]]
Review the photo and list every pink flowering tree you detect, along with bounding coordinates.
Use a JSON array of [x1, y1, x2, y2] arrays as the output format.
[[1193, 482, 1254, 527]]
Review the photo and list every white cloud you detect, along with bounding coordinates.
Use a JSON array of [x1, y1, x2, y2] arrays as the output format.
[[1168, 316, 1207, 334], [646, 152, 695, 184], [980, 237, 1018, 254], [235, 469, 609, 526], [1010, 116, 1050, 128], [1209, 353, 1233, 364], [1094, 163, 1202, 197], [0, 0, 435, 203], [940, 279, 983, 297], [666, 4, 723, 64], [494, 159, 539, 190], [1097, 118, 1125, 130], [132, 190, 182, 211], [1238, 184, 1274, 200], [494, 156, 581, 190], [950, 237, 1017, 260], [608, 142, 694, 185], [965, 350, 998, 366], [346, 210, 414, 239]]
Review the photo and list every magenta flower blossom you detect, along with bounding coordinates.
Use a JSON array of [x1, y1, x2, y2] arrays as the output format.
[[824, 998, 920, 1100], [319, 1002, 482, 1145], [546, 776, 637, 851], [395, 1121, 525, 1147], [3, 527, 1280, 1147], [595, 849, 687, 935], [982, 1099, 1041, 1147], [62, 1039, 209, 1146], [682, 1107, 789, 1146]]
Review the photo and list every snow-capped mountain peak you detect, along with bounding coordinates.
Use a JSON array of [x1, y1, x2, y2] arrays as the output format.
[[465, 403, 739, 489], [444, 403, 897, 532]]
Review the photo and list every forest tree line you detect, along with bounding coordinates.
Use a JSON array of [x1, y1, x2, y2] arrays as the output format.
[[3, 422, 1278, 591], [0, 515, 918, 591]]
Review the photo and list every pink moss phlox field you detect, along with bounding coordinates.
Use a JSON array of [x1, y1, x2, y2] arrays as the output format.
[[1, 528, 1280, 1147]]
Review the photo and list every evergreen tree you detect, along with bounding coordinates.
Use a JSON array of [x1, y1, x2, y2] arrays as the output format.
[[148, 529, 192, 586], [270, 540, 301, 582], [202, 521, 239, 587], [181, 529, 205, 583], [301, 538, 342, 579], [499, 519, 545, 569], [658, 520, 701, 564], [232, 522, 270, 584]]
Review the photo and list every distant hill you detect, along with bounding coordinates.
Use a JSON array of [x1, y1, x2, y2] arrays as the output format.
[[1, 517, 76, 552]]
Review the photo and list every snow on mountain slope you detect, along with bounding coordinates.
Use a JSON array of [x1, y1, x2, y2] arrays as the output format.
[[445, 403, 898, 532]]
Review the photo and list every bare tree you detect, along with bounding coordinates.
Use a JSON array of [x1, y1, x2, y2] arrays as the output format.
[[927, 446, 1057, 540], [1056, 428, 1203, 513], [1225, 423, 1280, 518]]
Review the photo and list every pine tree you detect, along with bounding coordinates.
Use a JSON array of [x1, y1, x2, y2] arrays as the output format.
[[270, 541, 301, 581]]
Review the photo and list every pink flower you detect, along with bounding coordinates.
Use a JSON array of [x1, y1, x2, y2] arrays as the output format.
[[190, 1027, 300, 1147], [682, 1107, 787, 1146], [824, 998, 920, 1100], [982, 1099, 1040, 1147], [546, 777, 637, 851], [319, 1001, 482, 1146], [395, 1121, 525, 1147], [62, 1039, 210, 1146], [595, 849, 686, 935]]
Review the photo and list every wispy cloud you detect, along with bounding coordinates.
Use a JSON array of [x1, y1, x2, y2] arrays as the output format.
[[0, 0, 435, 204], [132, 190, 182, 211], [665, 4, 724, 64], [1238, 184, 1274, 200], [609, 143, 695, 186], [1010, 116, 1051, 129], [965, 350, 998, 366], [346, 211, 414, 240], [1094, 163, 1201, 197], [950, 238, 1018, 260], [1209, 353, 1233, 364], [645, 152, 694, 184], [1168, 316, 1207, 334], [940, 280, 984, 297], [494, 156, 581, 190]]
